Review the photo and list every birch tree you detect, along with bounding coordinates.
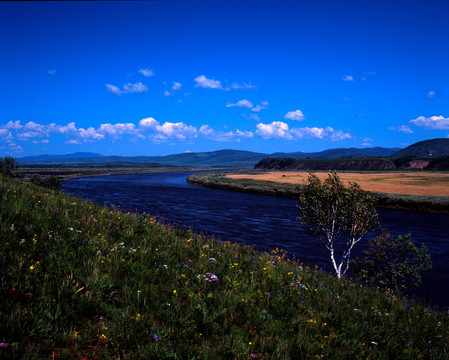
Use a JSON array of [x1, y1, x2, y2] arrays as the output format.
[[297, 171, 378, 279]]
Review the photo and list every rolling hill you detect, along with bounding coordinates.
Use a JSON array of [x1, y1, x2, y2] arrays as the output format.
[[391, 138, 449, 158]]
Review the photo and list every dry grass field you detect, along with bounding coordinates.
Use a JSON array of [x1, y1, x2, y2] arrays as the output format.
[[228, 171, 449, 197]]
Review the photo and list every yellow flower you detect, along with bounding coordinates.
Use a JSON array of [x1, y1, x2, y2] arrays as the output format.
[[29, 265, 34, 270], [249, 342, 252, 345], [173, 290, 177, 294]]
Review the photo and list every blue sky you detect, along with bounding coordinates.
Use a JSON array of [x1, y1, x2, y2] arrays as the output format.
[[1, 0, 448, 157]]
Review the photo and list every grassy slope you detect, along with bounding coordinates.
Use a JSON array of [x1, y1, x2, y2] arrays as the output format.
[[1, 177, 449, 359]]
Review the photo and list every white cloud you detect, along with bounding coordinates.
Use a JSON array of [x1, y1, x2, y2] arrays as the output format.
[[164, 90, 173, 97], [172, 82, 182, 91], [139, 117, 158, 128], [256, 122, 351, 141], [225, 99, 254, 109], [252, 101, 269, 112], [57, 122, 78, 134], [106, 82, 148, 95], [0, 129, 10, 138], [256, 121, 293, 140], [284, 110, 305, 121], [427, 91, 436, 99], [409, 115, 449, 130], [229, 82, 257, 90], [65, 139, 82, 145], [194, 75, 224, 90], [4, 120, 23, 130], [329, 129, 353, 141], [78, 127, 105, 141], [199, 125, 253, 142], [154, 122, 198, 141], [139, 69, 154, 77], [106, 84, 122, 95], [98, 123, 136, 138], [194, 75, 256, 91], [32, 139, 50, 144], [48, 69, 56, 76], [388, 125, 414, 133], [343, 75, 354, 82], [123, 82, 148, 93]]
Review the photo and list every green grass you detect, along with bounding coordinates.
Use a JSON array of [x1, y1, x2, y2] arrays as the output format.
[[1, 177, 449, 359]]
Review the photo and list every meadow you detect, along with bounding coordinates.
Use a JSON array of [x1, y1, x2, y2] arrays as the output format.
[[227, 171, 449, 197], [1, 176, 449, 359]]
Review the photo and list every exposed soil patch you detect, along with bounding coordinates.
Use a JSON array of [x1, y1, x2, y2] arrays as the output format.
[[227, 171, 449, 197]]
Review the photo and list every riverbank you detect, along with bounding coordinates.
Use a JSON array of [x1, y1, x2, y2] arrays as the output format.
[[187, 171, 449, 214], [1, 176, 448, 359], [18, 164, 224, 180]]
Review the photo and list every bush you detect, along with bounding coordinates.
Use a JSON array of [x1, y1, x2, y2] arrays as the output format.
[[351, 232, 432, 294], [30, 175, 62, 190], [0, 156, 18, 178]]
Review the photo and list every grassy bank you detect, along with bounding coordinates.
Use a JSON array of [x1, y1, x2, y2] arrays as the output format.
[[1, 177, 449, 359], [17, 164, 195, 180], [187, 171, 449, 214]]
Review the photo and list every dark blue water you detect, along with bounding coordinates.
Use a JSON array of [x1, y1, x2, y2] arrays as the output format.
[[62, 171, 449, 307]]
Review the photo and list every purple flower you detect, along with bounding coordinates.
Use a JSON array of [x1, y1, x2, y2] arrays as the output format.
[[204, 272, 219, 282], [0, 343, 7, 348], [152, 333, 159, 342]]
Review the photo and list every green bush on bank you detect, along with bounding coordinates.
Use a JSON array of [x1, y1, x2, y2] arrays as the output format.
[[1, 177, 448, 359]]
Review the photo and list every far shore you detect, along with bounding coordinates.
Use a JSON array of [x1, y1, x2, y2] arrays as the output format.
[[17, 164, 229, 180], [227, 170, 449, 197]]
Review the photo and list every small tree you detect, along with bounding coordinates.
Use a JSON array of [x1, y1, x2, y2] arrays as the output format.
[[351, 232, 432, 294], [297, 171, 378, 278], [0, 156, 19, 178]]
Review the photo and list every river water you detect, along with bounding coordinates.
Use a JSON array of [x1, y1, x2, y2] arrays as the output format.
[[62, 171, 449, 307]]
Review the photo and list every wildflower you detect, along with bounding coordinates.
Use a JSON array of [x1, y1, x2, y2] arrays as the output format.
[[173, 290, 177, 294], [249, 342, 252, 345], [29, 265, 34, 270], [152, 333, 159, 342], [250, 354, 256, 358], [209, 257, 216, 263], [0, 343, 7, 348], [204, 272, 219, 282]]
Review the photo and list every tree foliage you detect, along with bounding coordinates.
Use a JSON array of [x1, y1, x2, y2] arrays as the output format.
[[0, 156, 18, 178], [297, 171, 379, 278], [30, 175, 62, 190], [351, 232, 432, 294]]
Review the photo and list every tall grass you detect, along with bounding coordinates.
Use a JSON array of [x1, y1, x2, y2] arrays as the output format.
[[1, 177, 448, 359]]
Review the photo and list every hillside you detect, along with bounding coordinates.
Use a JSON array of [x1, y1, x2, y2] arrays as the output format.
[[391, 138, 449, 158], [255, 158, 397, 171], [1, 177, 449, 358]]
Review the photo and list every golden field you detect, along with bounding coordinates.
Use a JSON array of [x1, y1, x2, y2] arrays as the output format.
[[227, 171, 449, 197]]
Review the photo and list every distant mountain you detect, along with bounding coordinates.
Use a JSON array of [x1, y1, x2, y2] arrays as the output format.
[[273, 147, 400, 159], [18, 152, 103, 164], [17, 147, 401, 167], [391, 138, 449, 158]]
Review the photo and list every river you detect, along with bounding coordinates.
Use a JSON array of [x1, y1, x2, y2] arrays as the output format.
[[62, 170, 449, 307]]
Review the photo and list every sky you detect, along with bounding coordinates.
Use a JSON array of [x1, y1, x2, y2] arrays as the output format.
[[1, 0, 448, 157]]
